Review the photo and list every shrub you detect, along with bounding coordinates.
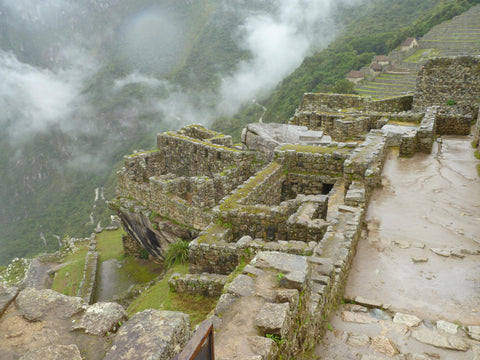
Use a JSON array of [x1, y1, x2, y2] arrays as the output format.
[[139, 248, 150, 260], [164, 240, 190, 269]]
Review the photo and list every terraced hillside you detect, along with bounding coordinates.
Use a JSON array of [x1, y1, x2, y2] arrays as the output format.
[[355, 4, 480, 99]]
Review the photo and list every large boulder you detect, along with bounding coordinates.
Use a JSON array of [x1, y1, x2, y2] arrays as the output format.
[[104, 309, 191, 360], [16, 288, 86, 321], [72, 302, 128, 336]]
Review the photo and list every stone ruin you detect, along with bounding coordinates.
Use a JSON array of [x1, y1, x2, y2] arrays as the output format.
[[107, 56, 480, 359], [1, 56, 479, 360]]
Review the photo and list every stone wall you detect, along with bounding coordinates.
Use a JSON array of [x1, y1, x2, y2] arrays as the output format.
[[343, 132, 387, 189], [277, 146, 348, 176], [168, 273, 228, 297], [77, 236, 99, 305], [189, 234, 315, 275], [413, 56, 480, 116], [416, 106, 437, 153], [113, 125, 265, 258], [122, 234, 142, 257], [157, 131, 254, 178], [296, 93, 413, 113], [365, 95, 413, 112], [293, 111, 423, 133], [474, 107, 480, 150], [436, 113, 473, 135], [298, 93, 366, 111]]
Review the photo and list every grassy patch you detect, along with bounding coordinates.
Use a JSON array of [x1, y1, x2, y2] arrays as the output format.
[[477, 164, 480, 178], [387, 120, 419, 127], [52, 241, 89, 296], [279, 144, 350, 154], [474, 149, 480, 160], [127, 263, 217, 327], [220, 161, 281, 211], [96, 228, 126, 263]]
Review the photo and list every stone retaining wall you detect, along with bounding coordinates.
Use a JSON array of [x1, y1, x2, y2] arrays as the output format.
[[296, 93, 413, 113], [436, 113, 473, 135], [168, 273, 228, 297], [122, 234, 142, 257], [413, 56, 480, 115], [189, 235, 315, 275], [343, 132, 388, 200], [77, 243, 99, 305], [417, 106, 437, 153], [277, 147, 348, 176]]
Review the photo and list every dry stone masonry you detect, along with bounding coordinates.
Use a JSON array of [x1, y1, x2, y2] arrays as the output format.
[[104, 56, 480, 360], [1, 56, 478, 360]]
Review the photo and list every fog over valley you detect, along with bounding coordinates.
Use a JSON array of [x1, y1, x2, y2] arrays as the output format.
[[0, 0, 364, 264]]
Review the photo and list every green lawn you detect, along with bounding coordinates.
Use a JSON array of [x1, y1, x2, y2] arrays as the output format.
[[51, 241, 89, 296], [127, 263, 218, 327]]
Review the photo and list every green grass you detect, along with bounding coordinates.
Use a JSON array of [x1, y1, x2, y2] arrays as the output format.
[[51, 241, 90, 296], [219, 161, 281, 212], [96, 228, 161, 284], [96, 228, 127, 263], [279, 144, 350, 154], [127, 263, 217, 327]]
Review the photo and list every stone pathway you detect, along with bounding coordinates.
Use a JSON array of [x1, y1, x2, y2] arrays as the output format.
[[315, 136, 480, 359]]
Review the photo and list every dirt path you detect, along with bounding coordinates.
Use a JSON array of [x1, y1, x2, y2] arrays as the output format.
[[316, 136, 480, 359]]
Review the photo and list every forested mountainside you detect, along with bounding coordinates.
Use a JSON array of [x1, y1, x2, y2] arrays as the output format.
[[212, 0, 480, 139], [0, 0, 478, 265]]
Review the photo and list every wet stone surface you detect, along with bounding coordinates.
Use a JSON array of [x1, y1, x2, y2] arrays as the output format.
[[316, 137, 480, 359]]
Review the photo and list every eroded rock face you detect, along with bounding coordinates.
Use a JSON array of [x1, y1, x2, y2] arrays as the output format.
[[16, 288, 87, 321], [116, 204, 196, 260], [18, 344, 82, 360], [72, 302, 128, 336], [0, 283, 19, 316], [104, 309, 191, 360]]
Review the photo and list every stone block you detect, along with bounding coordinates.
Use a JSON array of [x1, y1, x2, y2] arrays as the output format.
[[227, 275, 255, 297], [73, 302, 128, 336], [104, 309, 191, 360], [255, 302, 291, 338], [251, 252, 308, 290]]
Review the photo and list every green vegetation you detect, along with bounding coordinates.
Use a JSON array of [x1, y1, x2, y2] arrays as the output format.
[[0, 258, 30, 286], [127, 263, 217, 327], [213, 0, 480, 140], [219, 161, 281, 212], [96, 229, 127, 263], [266, 333, 285, 345], [52, 241, 90, 296], [279, 144, 350, 154], [163, 240, 190, 269]]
